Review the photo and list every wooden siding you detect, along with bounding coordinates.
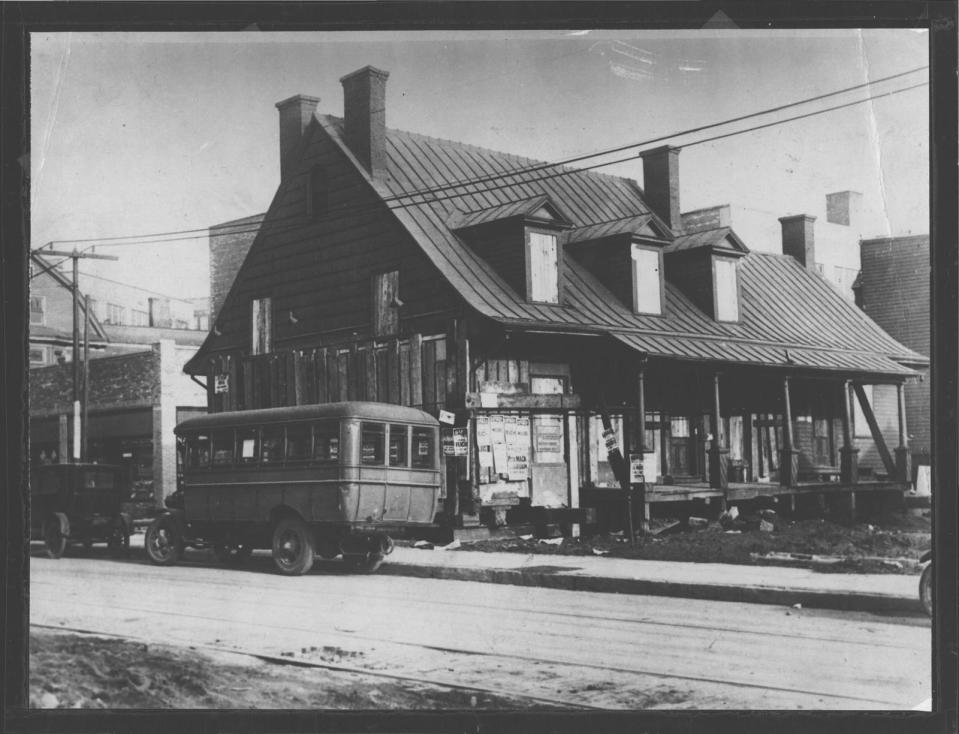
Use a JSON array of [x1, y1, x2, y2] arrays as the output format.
[[209, 123, 461, 357], [205, 334, 449, 415]]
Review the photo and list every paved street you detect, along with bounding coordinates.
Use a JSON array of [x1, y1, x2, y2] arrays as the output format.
[[29, 550, 930, 710]]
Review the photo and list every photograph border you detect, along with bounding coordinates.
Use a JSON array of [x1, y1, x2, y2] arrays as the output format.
[[3, 2, 956, 732]]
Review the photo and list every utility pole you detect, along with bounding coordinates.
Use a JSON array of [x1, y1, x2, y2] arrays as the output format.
[[42, 249, 118, 462]]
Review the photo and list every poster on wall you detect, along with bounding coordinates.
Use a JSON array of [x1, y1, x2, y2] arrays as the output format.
[[452, 427, 469, 457], [476, 416, 493, 469], [507, 416, 530, 481], [489, 414, 508, 473]]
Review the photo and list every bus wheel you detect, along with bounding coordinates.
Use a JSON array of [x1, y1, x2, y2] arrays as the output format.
[[272, 517, 315, 575], [214, 543, 254, 566], [343, 552, 385, 574], [43, 513, 68, 559], [145, 515, 183, 566]]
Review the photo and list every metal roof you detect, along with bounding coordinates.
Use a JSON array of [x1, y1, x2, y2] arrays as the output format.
[[665, 226, 749, 253], [236, 116, 925, 379]]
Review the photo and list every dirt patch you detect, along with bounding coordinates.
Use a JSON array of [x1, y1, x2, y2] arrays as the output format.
[[455, 511, 931, 574], [29, 629, 558, 709]]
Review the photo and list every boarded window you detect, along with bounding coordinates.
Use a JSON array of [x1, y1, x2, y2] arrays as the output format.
[[531, 376, 565, 395], [631, 245, 662, 315], [30, 296, 45, 325], [714, 257, 740, 321], [251, 297, 272, 355], [371, 270, 399, 337], [527, 232, 559, 303], [309, 166, 328, 218]]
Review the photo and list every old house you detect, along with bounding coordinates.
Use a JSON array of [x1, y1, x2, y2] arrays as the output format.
[[185, 65, 927, 532]]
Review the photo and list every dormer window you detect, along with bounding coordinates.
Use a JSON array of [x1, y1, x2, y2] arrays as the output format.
[[526, 231, 559, 304], [630, 244, 663, 315], [713, 256, 740, 322]]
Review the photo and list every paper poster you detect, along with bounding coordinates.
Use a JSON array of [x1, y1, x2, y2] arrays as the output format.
[[504, 416, 518, 449], [489, 415, 506, 446], [452, 427, 469, 457], [441, 429, 455, 456], [480, 393, 497, 408], [438, 409, 456, 425], [507, 453, 529, 481], [476, 416, 491, 447], [478, 444, 494, 469], [629, 453, 645, 483], [492, 443, 509, 473], [515, 416, 530, 449]]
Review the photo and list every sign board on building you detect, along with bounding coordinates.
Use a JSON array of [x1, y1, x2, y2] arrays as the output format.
[[438, 409, 456, 425], [629, 453, 645, 484], [452, 427, 469, 456], [214, 374, 229, 394], [442, 430, 455, 456]]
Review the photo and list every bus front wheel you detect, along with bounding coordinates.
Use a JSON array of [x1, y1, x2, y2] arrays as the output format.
[[272, 517, 315, 575], [145, 515, 183, 566]]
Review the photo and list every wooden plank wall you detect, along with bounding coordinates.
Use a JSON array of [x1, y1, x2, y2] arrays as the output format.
[[207, 334, 448, 414]]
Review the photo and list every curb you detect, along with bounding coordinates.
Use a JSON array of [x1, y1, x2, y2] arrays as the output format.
[[380, 562, 924, 615]]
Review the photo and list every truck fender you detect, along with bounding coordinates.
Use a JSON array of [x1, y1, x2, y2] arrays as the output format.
[[52, 512, 70, 538]]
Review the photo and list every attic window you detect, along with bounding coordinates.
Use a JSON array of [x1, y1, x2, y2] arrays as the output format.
[[713, 256, 740, 322], [251, 297, 273, 355], [30, 296, 46, 326], [630, 245, 662, 315], [526, 232, 559, 304], [308, 166, 328, 218]]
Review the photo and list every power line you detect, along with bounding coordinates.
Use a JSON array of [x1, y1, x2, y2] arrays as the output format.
[[35, 69, 927, 253]]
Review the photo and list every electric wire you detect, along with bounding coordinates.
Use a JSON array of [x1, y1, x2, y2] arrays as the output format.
[[30, 70, 927, 263]]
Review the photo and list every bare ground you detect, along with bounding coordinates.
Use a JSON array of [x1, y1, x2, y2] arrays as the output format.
[[28, 629, 557, 710], [452, 510, 931, 574]]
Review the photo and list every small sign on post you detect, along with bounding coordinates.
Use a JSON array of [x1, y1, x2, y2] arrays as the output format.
[[629, 453, 645, 484], [214, 374, 229, 394]]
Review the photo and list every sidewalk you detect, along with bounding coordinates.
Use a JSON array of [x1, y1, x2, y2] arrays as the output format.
[[383, 545, 924, 614]]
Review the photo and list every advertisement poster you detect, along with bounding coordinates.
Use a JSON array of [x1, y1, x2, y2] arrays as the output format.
[[452, 427, 469, 457], [442, 429, 455, 456], [476, 416, 493, 469]]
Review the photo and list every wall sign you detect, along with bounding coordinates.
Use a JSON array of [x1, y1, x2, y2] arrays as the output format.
[[214, 374, 229, 394], [439, 409, 456, 425], [452, 427, 469, 457]]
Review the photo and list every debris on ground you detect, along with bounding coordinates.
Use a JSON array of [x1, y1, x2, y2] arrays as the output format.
[[440, 539, 461, 551], [687, 517, 709, 530], [412, 540, 434, 550], [451, 511, 929, 574]]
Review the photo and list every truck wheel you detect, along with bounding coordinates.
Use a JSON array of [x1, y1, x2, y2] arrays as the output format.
[[145, 515, 183, 566], [213, 543, 254, 566], [43, 514, 68, 559], [272, 517, 315, 575], [920, 563, 933, 617]]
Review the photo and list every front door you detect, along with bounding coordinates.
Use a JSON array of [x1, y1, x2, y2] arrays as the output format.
[[668, 416, 698, 478], [531, 414, 567, 507]]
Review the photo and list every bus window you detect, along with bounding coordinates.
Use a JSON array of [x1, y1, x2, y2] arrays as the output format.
[[286, 423, 310, 462], [211, 430, 235, 467], [389, 425, 408, 466], [361, 423, 386, 465], [313, 421, 339, 463], [237, 428, 259, 465], [411, 427, 435, 469], [261, 425, 284, 464], [187, 434, 211, 469]]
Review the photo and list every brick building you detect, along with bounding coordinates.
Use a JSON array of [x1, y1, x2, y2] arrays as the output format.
[[854, 234, 931, 485], [186, 65, 927, 531]]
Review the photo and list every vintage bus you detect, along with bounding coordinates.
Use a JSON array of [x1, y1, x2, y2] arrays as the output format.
[[145, 402, 443, 575]]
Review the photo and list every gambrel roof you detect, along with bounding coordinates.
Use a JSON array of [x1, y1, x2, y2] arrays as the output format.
[[316, 116, 924, 377]]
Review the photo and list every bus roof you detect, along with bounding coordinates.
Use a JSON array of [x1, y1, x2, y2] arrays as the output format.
[[175, 402, 440, 434]]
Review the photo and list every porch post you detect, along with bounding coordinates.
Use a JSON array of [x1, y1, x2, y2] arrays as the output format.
[[708, 372, 729, 494], [636, 358, 649, 530], [839, 379, 860, 484], [780, 375, 799, 486], [895, 381, 910, 484]]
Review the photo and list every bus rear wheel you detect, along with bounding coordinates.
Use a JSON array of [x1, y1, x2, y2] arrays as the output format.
[[272, 517, 315, 575]]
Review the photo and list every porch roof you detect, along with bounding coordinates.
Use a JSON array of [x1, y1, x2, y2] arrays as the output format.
[[611, 331, 917, 377]]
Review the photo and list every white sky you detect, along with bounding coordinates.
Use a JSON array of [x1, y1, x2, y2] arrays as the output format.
[[30, 29, 929, 302]]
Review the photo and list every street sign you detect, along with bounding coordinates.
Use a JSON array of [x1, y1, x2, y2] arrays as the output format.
[[629, 453, 645, 483]]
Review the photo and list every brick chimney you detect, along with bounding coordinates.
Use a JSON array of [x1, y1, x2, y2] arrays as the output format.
[[825, 190, 862, 227], [275, 95, 320, 180], [340, 66, 390, 180], [779, 214, 817, 270], [640, 146, 682, 233]]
